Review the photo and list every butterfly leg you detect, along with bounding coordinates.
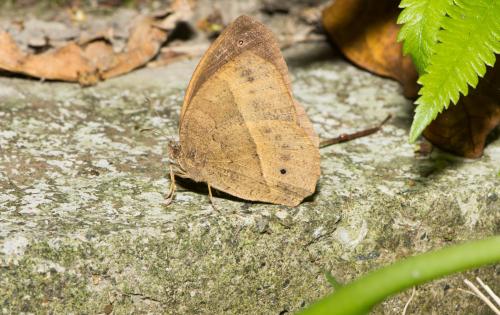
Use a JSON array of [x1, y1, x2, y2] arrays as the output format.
[[207, 183, 218, 210], [165, 164, 177, 206]]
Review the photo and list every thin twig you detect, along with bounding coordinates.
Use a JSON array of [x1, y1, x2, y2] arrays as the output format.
[[280, 33, 326, 50], [402, 286, 416, 315], [463, 279, 500, 315], [320, 114, 392, 148], [457, 288, 478, 297], [476, 277, 500, 307]]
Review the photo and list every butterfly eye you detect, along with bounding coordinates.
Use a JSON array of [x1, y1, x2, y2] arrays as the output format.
[[237, 40, 244, 46], [280, 168, 287, 175]]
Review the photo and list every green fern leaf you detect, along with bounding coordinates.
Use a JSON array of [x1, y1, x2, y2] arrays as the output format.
[[409, 0, 500, 143], [397, 0, 452, 73]]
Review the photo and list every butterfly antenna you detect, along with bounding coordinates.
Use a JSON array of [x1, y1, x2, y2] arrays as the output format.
[[319, 114, 392, 148], [145, 96, 163, 119], [140, 96, 171, 137]]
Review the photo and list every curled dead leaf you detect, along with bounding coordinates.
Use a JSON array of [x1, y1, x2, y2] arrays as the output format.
[[423, 65, 500, 158], [321, 0, 500, 158], [0, 31, 97, 83], [0, 2, 192, 85], [100, 15, 170, 79], [321, 0, 418, 98], [148, 44, 209, 68]]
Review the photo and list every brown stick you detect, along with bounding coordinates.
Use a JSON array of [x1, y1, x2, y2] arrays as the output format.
[[319, 114, 392, 148]]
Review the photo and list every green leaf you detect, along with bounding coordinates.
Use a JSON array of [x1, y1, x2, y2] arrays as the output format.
[[397, 0, 452, 73], [299, 236, 500, 315], [409, 0, 500, 143]]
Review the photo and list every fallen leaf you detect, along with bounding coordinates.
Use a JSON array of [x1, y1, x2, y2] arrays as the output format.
[[0, 2, 192, 85], [413, 139, 433, 158], [19, 19, 80, 49], [147, 44, 209, 68], [196, 9, 224, 38], [100, 15, 170, 79], [82, 40, 115, 78], [148, 49, 189, 68], [0, 31, 97, 83], [27, 36, 49, 51], [321, 0, 499, 158], [298, 6, 323, 25], [423, 65, 500, 158], [322, 0, 418, 98], [0, 31, 25, 71], [260, 1, 290, 15]]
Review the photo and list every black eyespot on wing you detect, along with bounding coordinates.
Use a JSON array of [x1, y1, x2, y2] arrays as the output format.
[[280, 168, 287, 175]]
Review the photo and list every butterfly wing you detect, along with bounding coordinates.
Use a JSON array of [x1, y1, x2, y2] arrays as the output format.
[[179, 51, 320, 206], [180, 15, 318, 147]]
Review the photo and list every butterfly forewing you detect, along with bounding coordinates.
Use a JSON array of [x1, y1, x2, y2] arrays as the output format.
[[180, 15, 319, 146]]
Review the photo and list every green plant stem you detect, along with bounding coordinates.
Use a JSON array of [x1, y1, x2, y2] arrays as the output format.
[[299, 236, 500, 315]]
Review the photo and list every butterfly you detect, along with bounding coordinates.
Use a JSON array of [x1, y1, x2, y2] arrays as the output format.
[[166, 15, 321, 207]]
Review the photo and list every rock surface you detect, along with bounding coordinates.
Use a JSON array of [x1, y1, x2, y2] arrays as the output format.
[[0, 37, 499, 315]]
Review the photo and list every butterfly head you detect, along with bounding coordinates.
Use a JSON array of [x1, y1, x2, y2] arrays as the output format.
[[167, 140, 182, 161], [167, 140, 188, 176]]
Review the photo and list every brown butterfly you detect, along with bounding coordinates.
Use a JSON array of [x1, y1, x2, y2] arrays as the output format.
[[166, 15, 321, 207]]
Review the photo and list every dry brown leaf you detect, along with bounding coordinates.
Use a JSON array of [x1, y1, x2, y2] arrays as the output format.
[[148, 44, 209, 68], [100, 16, 169, 79], [15, 19, 79, 50], [196, 9, 224, 38], [148, 49, 189, 68], [0, 2, 191, 85], [0, 31, 25, 71], [78, 28, 114, 46], [83, 40, 115, 75], [260, 1, 290, 15], [423, 65, 500, 158], [101, 2, 193, 79], [321, 0, 499, 158], [322, 0, 418, 98], [0, 31, 97, 83]]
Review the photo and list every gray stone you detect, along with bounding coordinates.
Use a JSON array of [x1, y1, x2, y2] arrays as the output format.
[[0, 41, 498, 314]]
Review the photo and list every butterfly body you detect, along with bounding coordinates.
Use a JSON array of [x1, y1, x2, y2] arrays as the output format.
[[170, 15, 320, 207]]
